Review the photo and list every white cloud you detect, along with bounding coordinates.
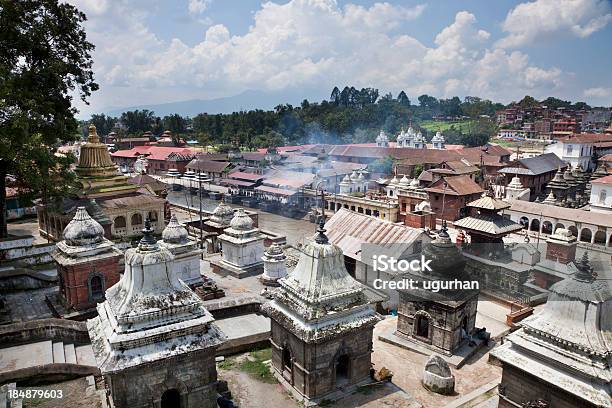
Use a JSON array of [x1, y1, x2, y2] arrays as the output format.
[[584, 87, 611, 98], [497, 0, 612, 48], [188, 0, 211, 15], [69, 0, 578, 115]]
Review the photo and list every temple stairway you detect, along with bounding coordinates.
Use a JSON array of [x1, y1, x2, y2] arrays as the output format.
[[0, 340, 98, 384]]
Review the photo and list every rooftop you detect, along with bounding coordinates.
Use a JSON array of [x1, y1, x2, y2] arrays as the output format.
[[425, 175, 484, 196]]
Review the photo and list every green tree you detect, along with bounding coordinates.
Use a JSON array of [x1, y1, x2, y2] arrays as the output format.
[[0, 0, 98, 237], [162, 113, 187, 145], [89, 114, 116, 137], [120, 109, 155, 134]]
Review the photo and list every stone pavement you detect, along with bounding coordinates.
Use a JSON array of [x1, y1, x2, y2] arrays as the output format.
[[4, 286, 56, 323], [372, 316, 502, 408]]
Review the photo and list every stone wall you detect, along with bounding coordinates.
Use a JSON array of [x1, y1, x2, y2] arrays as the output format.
[[270, 320, 373, 400], [0, 318, 90, 347], [107, 349, 218, 408], [397, 294, 478, 354], [499, 364, 598, 408]]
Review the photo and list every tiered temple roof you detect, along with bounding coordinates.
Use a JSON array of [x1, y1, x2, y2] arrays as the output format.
[[492, 253, 612, 406], [262, 220, 379, 342], [87, 220, 223, 373]]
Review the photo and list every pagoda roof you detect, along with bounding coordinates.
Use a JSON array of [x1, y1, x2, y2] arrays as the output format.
[[467, 195, 511, 211], [454, 214, 523, 236]]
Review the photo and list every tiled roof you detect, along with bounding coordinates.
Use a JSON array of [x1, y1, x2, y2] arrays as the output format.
[[97, 193, 165, 210], [111, 146, 196, 161], [227, 171, 264, 181], [425, 175, 484, 196], [555, 133, 612, 144], [591, 175, 612, 185], [241, 152, 267, 161], [186, 159, 231, 173], [599, 154, 612, 162], [219, 179, 256, 187]]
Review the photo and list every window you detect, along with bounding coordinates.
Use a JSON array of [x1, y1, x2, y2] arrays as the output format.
[[600, 189, 607, 204], [89, 275, 104, 299], [131, 213, 143, 226], [114, 216, 126, 229], [566, 145, 573, 155], [148, 211, 158, 222]]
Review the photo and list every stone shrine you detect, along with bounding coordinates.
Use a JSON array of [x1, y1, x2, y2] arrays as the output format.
[[260, 243, 288, 286], [395, 222, 479, 356], [492, 253, 611, 408], [158, 214, 203, 286], [87, 220, 224, 408], [210, 208, 265, 278], [51, 207, 123, 313], [262, 220, 380, 405]]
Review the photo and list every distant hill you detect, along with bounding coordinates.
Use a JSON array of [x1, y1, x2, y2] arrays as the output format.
[[103, 89, 325, 118]]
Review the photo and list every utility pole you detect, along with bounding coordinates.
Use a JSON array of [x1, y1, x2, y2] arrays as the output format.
[[198, 168, 204, 258]]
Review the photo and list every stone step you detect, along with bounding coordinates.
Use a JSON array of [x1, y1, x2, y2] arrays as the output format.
[[75, 345, 96, 366], [0, 341, 53, 373], [52, 342, 65, 364], [63, 343, 77, 364]]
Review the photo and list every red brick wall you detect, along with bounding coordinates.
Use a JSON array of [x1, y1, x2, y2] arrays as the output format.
[[545, 241, 577, 264], [59, 255, 121, 310]]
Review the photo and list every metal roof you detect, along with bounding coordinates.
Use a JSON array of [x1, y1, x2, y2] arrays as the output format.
[[255, 185, 296, 196], [324, 208, 428, 263], [453, 214, 523, 236]]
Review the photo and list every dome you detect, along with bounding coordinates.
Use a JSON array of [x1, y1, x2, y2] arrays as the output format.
[[340, 174, 351, 183], [508, 176, 523, 189], [421, 222, 467, 280], [397, 130, 407, 143], [162, 214, 189, 244], [416, 200, 431, 212], [350, 170, 360, 180], [414, 131, 424, 142], [410, 178, 420, 189], [210, 201, 234, 225], [229, 208, 254, 231], [407, 126, 415, 136], [432, 131, 444, 142], [62, 207, 105, 246], [357, 172, 365, 181], [389, 175, 400, 185], [376, 129, 388, 142], [399, 175, 410, 185]]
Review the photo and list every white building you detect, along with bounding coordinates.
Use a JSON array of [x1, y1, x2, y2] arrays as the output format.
[[375, 129, 389, 147], [159, 214, 203, 285], [545, 134, 596, 170], [431, 132, 445, 149], [589, 175, 612, 213]]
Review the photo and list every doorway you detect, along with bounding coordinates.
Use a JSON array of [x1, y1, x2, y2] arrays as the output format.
[[416, 315, 429, 338], [336, 354, 350, 385], [161, 389, 181, 408]]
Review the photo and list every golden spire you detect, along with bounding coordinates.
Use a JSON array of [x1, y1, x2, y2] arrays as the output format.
[[88, 124, 101, 144]]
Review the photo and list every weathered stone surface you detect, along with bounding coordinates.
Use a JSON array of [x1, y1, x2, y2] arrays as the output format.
[[422, 355, 454, 395]]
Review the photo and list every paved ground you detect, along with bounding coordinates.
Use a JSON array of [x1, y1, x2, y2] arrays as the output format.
[[372, 316, 502, 408], [4, 286, 57, 323], [6, 217, 48, 244], [219, 354, 423, 408], [18, 377, 102, 408], [168, 192, 315, 246]]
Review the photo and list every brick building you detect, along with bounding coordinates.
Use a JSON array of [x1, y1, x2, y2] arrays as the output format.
[[51, 207, 123, 313], [424, 175, 484, 221]]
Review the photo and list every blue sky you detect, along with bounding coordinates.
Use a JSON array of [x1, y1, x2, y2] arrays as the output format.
[[69, 0, 612, 117]]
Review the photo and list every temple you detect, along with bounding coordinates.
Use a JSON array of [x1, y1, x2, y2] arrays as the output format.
[[158, 214, 204, 286], [492, 253, 612, 408], [50, 207, 123, 316], [87, 220, 224, 408], [262, 220, 380, 405], [389, 223, 481, 360], [37, 125, 166, 241], [210, 208, 265, 278]]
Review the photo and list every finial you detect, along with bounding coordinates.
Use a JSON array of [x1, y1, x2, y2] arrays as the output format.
[[314, 217, 329, 244], [438, 220, 450, 239], [575, 251, 596, 281], [139, 218, 157, 249], [88, 124, 100, 143]]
